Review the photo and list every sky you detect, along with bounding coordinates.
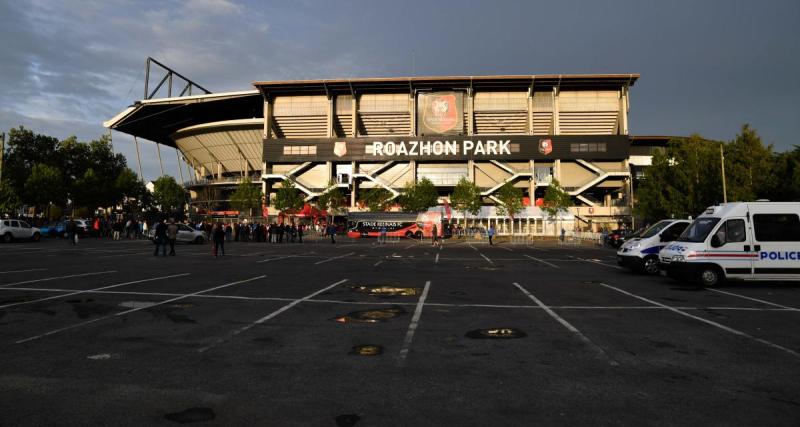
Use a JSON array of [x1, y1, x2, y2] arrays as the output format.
[[1, 0, 798, 182]]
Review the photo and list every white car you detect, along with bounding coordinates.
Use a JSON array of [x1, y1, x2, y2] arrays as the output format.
[[148, 223, 206, 244], [0, 219, 42, 243]]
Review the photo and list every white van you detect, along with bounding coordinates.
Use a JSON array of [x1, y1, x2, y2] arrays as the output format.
[[617, 219, 691, 275], [659, 202, 800, 286]]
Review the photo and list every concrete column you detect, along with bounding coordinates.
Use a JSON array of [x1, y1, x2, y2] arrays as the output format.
[[326, 161, 333, 183], [410, 160, 416, 183], [619, 87, 629, 135], [264, 96, 273, 139], [552, 87, 560, 135], [350, 161, 357, 208], [351, 95, 358, 137], [529, 159, 536, 203], [327, 96, 334, 137], [409, 92, 416, 136], [467, 89, 474, 135], [468, 160, 475, 182], [527, 87, 533, 135], [554, 159, 561, 181]]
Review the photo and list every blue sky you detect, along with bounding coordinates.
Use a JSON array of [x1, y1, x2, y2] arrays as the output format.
[[1, 0, 798, 181]]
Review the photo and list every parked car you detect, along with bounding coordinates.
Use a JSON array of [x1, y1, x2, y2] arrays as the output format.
[[147, 223, 206, 244], [616, 220, 691, 275], [0, 219, 42, 243], [605, 228, 629, 248]]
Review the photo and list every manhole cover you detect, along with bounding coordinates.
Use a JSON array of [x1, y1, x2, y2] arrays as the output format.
[[465, 328, 527, 339], [164, 407, 215, 424], [350, 285, 420, 297], [349, 345, 383, 356], [332, 307, 406, 323]]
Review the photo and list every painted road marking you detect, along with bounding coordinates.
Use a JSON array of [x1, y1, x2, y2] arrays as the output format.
[[498, 245, 514, 252], [435, 253, 440, 264], [709, 289, 799, 311], [16, 275, 266, 344], [314, 252, 355, 265], [597, 282, 800, 359], [0, 273, 190, 309], [479, 253, 494, 265], [257, 255, 298, 263], [199, 278, 349, 353], [0, 271, 117, 289], [579, 258, 624, 270], [514, 282, 619, 366], [524, 254, 560, 269], [403, 243, 417, 250], [374, 260, 384, 266], [398, 280, 431, 366], [0, 268, 47, 274]]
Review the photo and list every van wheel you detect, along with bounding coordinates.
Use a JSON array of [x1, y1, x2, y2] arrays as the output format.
[[698, 265, 723, 287], [31, 232, 41, 242], [643, 256, 660, 275], [3, 233, 12, 243]]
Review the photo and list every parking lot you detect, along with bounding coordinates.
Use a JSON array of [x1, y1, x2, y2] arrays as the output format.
[[0, 237, 799, 426]]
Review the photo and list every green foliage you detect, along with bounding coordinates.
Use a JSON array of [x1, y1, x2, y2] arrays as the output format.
[[273, 179, 305, 214], [115, 168, 150, 212], [541, 178, 572, 219], [450, 177, 482, 222], [3, 126, 60, 202], [361, 187, 393, 212], [495, 181, 524, 218], [635, 135, 724, 220], [152, 175, 187, 213], [24, 164, 64, 212], [229, 180, 263, 216], [399, 178, 438, 212], [725, 124, 775, 202], [765, 146, 800, 201], [0, 180, 20, 215]]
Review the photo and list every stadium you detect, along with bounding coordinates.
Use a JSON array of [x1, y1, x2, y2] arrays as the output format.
[[105, 65, 663, 233]]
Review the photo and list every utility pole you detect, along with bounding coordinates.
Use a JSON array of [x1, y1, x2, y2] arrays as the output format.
[[720, 143, 728, 203]]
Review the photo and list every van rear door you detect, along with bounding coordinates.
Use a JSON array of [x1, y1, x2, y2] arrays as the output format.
[[752, 213, 800, 280]]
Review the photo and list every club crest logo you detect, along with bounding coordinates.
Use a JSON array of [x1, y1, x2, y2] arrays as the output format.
[[334, 141, 347, 157], [538, 139, 553, 155], [422, 94, 458, 134]]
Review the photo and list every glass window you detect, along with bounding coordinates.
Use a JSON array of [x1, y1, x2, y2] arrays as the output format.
[[713, 219, 746, 244], [640, 220, 672, 238], [19, 221, 30, 228], [10, 220, 19, 227], [678, 218, 721, 243], [661, 222, 689, 241], [753, 214, 800, 242], [2, 221, 8, 226]]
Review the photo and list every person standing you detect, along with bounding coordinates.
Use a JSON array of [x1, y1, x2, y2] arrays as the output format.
[[66, 218, 77, 245], [328, 223, 336, 244], [213, 221, 226, 257], [153, 219, 168, 256], [167, 219, 179, 256], [560, 227, 566, 242], [431, 224, 438, 247], [379, 225, 387, 245], [487, 225, 495, 246], [297, 223, 304, 243]]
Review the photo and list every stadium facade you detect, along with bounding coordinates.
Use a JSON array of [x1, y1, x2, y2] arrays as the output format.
[[106, 73, 664, 230]]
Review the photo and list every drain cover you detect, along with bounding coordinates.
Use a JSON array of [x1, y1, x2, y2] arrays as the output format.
[[349, 345, 383, 356], [164, 407, 215, 423], [333, 307, 406, 323], [350, 285, 420, 296], [465, 328, 527, 339]]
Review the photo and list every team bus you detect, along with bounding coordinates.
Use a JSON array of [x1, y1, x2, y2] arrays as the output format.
[[347, 211, 450, 239]]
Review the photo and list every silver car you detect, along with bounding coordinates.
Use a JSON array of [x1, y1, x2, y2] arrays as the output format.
[[148, 223, 206, 244], [0, 219, 42, 243]]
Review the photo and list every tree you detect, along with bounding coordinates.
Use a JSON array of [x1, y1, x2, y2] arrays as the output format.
[[115, 168, 149, 213], [152, 175, 187, 214], [24, 164, 64, 217], [316, 180, 346, 223], [725, 124, 774, 202], [4, 127, 60, 202], [450, 177, 482, 227], [634, 135, 723, 221], [0, 180, 20, 216], [273, 179, 305, 216], [541, 178, 572, 235], [361, 187, 393, 212], [399, 178, 438, 212], [766, 146, 800, 201], [229, 180, 263, 217]]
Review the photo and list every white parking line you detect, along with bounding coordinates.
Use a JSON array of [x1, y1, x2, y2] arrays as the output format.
[[708, 289, 799, 311], [435, 253, 440, 264], [514, 282, 619, 366], [257, 255, 298, 263], [398, 280, 431, 366], [479, 253, 494, 265], [597, 282, 800, 359], [16, 275, 266, 344], [314, 252, 355, 265], [498, 245, 514, 252], [0, 268, 47, 274], [579, 258, 624, 270], [524, 254, 560, 269], [374, 260, 383, 266], [403, 243, 417, 250], [0, 273, 190, 309], [0, 271, 117, 289], [198, 278, 348, 353], [468, 243, 478, 252]]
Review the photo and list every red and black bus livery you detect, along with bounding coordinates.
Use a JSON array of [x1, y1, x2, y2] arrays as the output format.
[[347, 212, 449, 239]]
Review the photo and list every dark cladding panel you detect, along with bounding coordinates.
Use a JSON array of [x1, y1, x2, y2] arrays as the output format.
[[264, 135, 629, 163]]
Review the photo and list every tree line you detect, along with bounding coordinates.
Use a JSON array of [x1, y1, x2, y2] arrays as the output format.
[[0, 126, 188, 218], [635, 124, 800, 222]]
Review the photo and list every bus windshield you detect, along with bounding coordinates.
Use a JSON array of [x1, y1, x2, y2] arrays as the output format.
[[677, 217, 721, 242], [640, 220, 672, 238]]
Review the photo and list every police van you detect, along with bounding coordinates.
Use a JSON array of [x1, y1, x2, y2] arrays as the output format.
[[617, 219, 691, 275], [659, 202, 800, 287]]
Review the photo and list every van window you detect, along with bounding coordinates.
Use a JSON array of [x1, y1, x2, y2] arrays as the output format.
[[753, 214, 800, 242], [640, 220, 672, 238], [661, 222, 689, 241], [678, 217, 720, 243], [714, 219, 746, 244]]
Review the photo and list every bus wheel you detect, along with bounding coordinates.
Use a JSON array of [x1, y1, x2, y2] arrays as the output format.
[[643, 256, 660, 275], [698, 265, 723, 287], [405, 231, 414, 239], [414, 231, 423, 240]]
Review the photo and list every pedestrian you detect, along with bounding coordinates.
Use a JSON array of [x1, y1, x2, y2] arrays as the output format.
[[298, 223, 304, 243], [153, 219, 168, 256], [66, 218, 77, 245], [290, 224, 297, 243], [278, 223, 285, 243], [328, 223, 336, 244], [487, 225, 495, 246], [431, 224, 438, 247], [560, 227, 566, 242], [213, 221, 226, 257], [93, 217, 100, 238], [379, 224, 387, 245], [225, 223, 233, 242], [167, 218, 179, 256]]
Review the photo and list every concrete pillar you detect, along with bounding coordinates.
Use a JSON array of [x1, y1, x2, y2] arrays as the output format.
[[351, 95, 358, 137], [552, 87, 560, 135], [409, 92, 416, 136], [554, 159, 561, 181], [527, 86, 533, 135], [468, 160, 475, 182], [327, 96, 334, 137], [410, 160, 417, 183], [467, 89, 474, 135], [264, 96, 273, 139], [619, 87, 629, 135]]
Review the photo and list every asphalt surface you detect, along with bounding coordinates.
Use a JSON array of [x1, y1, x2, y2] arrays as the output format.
[[0, 235, 799, 426]]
